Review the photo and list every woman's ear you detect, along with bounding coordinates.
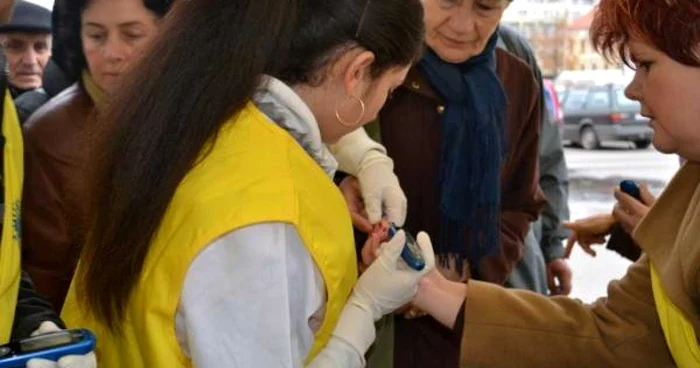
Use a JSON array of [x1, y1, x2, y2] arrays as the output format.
[[342, 50, 375, 95]]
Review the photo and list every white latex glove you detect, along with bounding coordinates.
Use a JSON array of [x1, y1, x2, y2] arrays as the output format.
[[356, 159, 407, 227], [330, 231, 435, 354], [25, 322, 97, 368], [329, 128, 407, 226]]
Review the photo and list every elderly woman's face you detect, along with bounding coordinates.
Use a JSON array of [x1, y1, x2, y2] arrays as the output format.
[[81, 0, 160, 94], [422, 0, 509, 63], [625, 40, 700, 160]]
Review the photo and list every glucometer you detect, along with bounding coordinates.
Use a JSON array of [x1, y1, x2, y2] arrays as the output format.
[[0, 329, 96, 368], [606, 179, 644, 264], [388, 224, 425, 271]]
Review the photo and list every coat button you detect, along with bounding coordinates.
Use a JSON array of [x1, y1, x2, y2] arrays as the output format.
[[436, 105, 445, 114], [411, 81, 420, 90]]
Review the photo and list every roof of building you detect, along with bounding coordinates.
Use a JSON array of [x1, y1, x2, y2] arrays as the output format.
[[569, 7, 596, 30]]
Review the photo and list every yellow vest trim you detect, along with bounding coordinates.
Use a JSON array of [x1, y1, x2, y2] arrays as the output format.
[[650, 262, 700, 367], [62, 103, 357, 367], [0, 91, 23, 343]]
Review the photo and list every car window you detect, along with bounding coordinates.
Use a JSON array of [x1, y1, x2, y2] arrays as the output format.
[[586, 90, 610, 109], [614, 88, 640, 111], [563, 89, 587, 110]]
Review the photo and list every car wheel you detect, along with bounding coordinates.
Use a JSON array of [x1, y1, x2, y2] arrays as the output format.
[[634, 139, 652, 149], [579, 126, 600, 150]]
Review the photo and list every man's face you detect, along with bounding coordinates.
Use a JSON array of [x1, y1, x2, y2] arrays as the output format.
[[0, 0, 16, 24], [0, 32, 52, 89]]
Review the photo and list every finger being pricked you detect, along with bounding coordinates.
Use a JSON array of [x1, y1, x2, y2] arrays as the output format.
[[361, 220, 391, 266]]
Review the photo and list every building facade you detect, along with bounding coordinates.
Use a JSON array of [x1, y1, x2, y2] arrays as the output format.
[[502, 0, 620, 77]]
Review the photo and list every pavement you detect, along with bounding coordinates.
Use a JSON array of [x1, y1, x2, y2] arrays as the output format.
[[563, 144, 680, 302]]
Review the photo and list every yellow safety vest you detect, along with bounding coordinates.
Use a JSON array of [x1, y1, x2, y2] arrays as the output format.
[[62, 103, 357, 367], [0, 91, 23, 343], [650, 262, 700, 367]]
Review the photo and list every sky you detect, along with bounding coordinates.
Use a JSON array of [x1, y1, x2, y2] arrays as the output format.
[[25, 0, 53, 10]]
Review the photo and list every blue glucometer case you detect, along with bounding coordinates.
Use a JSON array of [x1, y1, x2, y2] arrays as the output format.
[[0, 329, 96, 368], [620, 180, 641, 200], [388, 224, 425, 271]]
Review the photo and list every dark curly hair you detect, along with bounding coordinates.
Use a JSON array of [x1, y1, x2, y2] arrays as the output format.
[[50, 0, 175, 84]]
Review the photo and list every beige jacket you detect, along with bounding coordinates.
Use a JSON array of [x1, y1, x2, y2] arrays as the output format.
[[459, 162, 700, 367]]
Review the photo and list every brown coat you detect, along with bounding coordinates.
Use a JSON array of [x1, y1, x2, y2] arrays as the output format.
[[377, 48, 546, 285], [22, 84, 94, 310], [459, 162, 700, 367]]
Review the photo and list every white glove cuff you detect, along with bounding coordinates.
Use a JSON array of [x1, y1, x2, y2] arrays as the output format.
[[357, 151, 394, 175], [332, 303, 377, 356]]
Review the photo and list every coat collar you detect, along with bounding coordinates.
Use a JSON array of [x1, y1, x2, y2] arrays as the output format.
[[253, 76, 338, 178]]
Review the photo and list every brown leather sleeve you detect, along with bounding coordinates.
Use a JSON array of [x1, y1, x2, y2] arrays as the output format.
[[21, 86, 91, 311], [478, 58, 546, 284], [22, 128, 76, 311], [459, 255, 675, 367]]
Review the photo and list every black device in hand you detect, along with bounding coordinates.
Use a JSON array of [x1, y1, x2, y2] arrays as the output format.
[[608, 180, 644, 261]]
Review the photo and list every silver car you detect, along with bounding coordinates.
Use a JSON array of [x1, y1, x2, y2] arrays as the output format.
[[560, 84, 653, 150]]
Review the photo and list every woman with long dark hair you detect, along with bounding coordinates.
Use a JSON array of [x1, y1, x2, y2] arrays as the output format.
[[22, 0, 174, 311], [60, 0, 430, 366]]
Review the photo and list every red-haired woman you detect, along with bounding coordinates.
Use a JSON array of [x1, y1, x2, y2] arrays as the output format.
[[408, 0, 700, 367]]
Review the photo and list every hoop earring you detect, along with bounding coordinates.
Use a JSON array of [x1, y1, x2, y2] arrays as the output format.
[[335, 94, 366, 128]]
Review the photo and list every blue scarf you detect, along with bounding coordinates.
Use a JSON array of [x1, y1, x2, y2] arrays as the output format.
[[418, 31, 507, 267]]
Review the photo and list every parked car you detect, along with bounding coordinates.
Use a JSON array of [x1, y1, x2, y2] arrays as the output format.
[[559, 83, 653, 149]]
